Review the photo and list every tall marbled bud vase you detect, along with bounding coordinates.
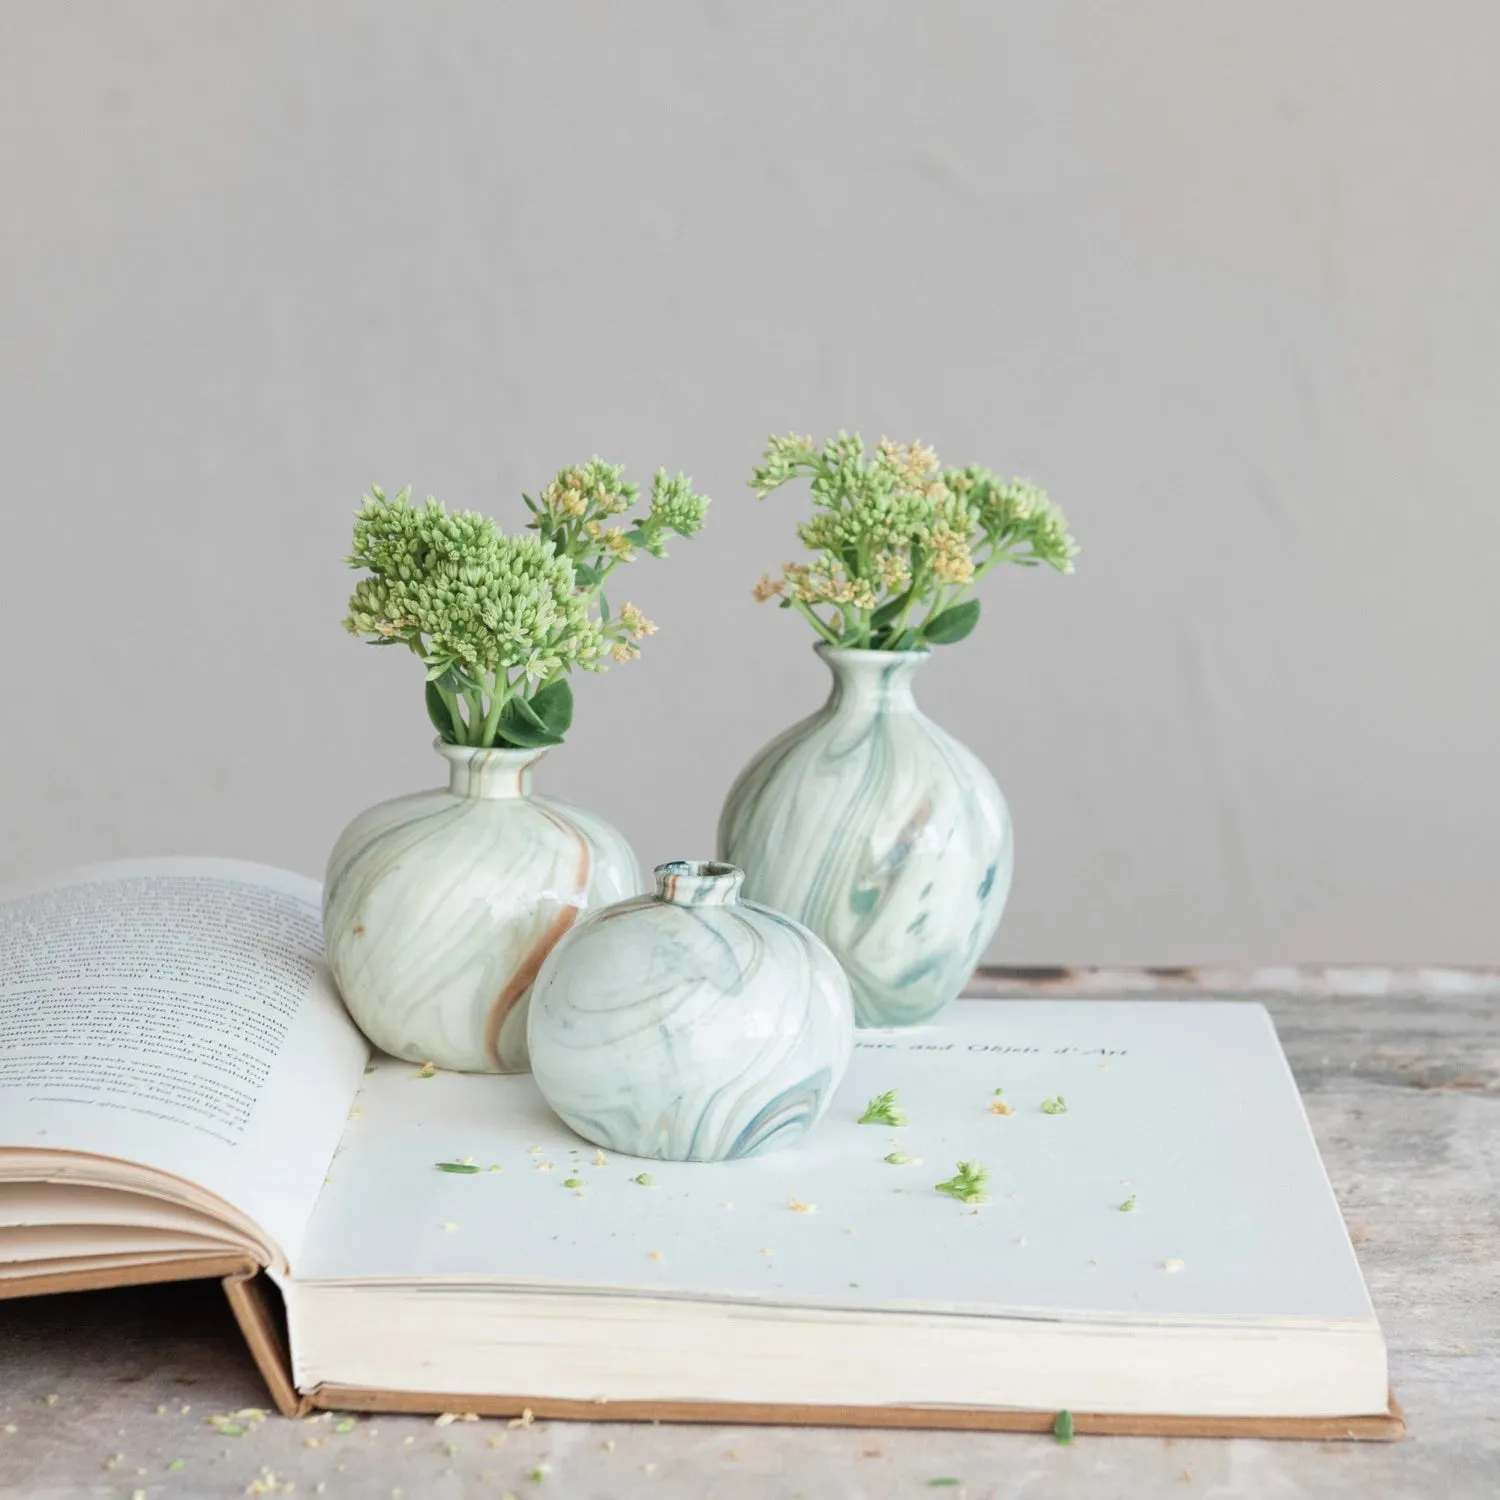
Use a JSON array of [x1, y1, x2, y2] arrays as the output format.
[[324, 741, 641, 1073], [718, 646, 1012, 1028], [528, 861, 854, 1161]]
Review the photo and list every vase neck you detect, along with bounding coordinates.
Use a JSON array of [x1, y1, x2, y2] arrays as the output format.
[[435, 741, 545, 800], [818, 646, 928, 714], [655, 860, 743, 906]]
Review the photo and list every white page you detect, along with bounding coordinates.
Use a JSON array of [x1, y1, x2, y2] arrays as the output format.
[[296, 1000, 1375, 1325], [0, 858, 368, 1267], [0, 1183, 236, 1235], [0, 1224, 226, 1263]]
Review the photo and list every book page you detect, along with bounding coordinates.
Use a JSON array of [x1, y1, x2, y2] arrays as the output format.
[[296, 1000, 1375, 1325], [0, 858, 368, 1266]]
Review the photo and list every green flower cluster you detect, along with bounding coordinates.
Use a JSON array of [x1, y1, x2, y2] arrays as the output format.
[[750, 432, 1076, 651], [345, 461, 709, 749], [526, 460, 710, 570], [346, 490, 603, 682]]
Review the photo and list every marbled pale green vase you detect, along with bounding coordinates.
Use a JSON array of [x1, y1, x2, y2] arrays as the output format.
[[718, 646, 1012, 1028], [528, 860, 854, 1161], [324, 741, 641, 1073]]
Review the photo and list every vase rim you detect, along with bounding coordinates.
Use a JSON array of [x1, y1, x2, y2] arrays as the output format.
[[654, 860, 744, 906], [814, 643, 931, 663], [432, 738, 551, 764]]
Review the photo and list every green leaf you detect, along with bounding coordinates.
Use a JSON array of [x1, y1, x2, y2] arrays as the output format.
[[432, 662, 484, 696], [870, 590, 912, 631], [623, 527, 650, 545], [521, 492, 538, 514], [891, 628, 920, 651], [498, 695, 564, 749], [435, 1161, 480, 1174], [599, 592, 610, 623], [528, 678, 574, 738], [921, 598, 981, 645], [1054, 1409, 1074, 1445], [573, 563, 604, 588], [425, 682, 456, 742], [366, 634, 405, 646]]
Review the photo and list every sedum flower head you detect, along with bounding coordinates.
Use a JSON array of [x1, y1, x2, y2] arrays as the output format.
[[617, 602, 656, 640], [748, 431, 1076, 651], [784, 558, 878, 611], [926, 523, 976, 586], [344, 488, 604, 682], [950, 468, 1078, 574], [540, 459, 638, 522], [346, 458, 711, 748], [645, 469, 710, 549], [749, 433, 819, 498], [528, 459, 710, 564], [874, 437, 940, 486], [796, 486, 933, 556]]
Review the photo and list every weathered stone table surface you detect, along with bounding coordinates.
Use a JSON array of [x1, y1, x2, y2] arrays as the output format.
[[2, 967, 1497, 1499]]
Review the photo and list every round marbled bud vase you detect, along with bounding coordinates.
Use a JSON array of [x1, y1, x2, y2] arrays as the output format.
[[323, 740, 642, 1074], [718, 645, 1013, 1029], [527, 860, 855, 1162]]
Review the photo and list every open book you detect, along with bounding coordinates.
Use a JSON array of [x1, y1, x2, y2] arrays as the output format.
[[0, 859, 1400, 1437]]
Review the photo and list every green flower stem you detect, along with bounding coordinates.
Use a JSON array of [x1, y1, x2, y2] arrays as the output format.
[[791, 596, 842, 646], [460, 689, 483, 745], [975, 539, 1020, 577], [436, 685, 465, 742], [479, 672, 512, 744], [888, 565, 928, 642], [913, 583, 958, 641]]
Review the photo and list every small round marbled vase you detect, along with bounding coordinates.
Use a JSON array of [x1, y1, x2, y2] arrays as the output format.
[[527, 861, 855, 1161]]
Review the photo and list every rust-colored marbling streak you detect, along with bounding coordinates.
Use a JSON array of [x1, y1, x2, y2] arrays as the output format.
[[483, 827, 590, 1068]]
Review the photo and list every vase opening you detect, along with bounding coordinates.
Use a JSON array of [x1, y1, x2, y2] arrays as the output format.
[[815, 644, 928, 713], [654, 860, 744, 907], [434, 739, 547, 800]]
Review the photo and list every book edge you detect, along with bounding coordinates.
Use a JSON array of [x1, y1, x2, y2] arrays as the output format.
[[222, 1268, 310, 1418], [0, 1253, 257, 1301], [303, 1376, 1407, 1440]]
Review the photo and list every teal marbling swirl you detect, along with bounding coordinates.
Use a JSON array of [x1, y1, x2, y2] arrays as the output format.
[[324, 742, 641, 1074], [527, 861, 854, 1161], [717, 647, 1012, 1028]]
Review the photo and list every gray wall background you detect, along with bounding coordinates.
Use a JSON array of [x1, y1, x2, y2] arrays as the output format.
[[2, 2, 1496, 964]]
